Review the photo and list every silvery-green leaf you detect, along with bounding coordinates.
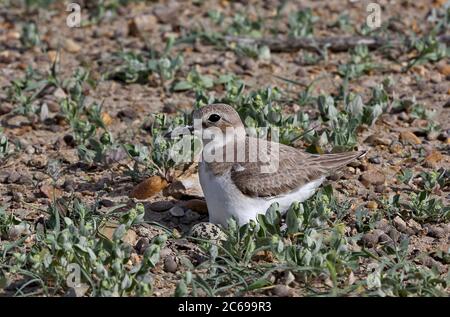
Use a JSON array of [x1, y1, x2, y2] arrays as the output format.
[[258, 45, 271, 60], [112, 224, 126, 241], [346, 95, 364, 117], [366, 271, 382, 289]]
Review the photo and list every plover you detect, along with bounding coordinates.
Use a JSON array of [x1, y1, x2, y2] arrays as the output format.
[[180, 104, 366, 227]]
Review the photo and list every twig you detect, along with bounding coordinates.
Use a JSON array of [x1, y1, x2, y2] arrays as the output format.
[[223, 35, 450, 52]]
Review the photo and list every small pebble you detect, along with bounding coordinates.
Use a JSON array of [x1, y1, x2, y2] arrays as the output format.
[[164, 256, 178, 273], [367, 201, 378, 209], [273, 285, 292, 297], [393, 216, 408, 234], [361, 229, 384, 247], [149, 200, 174, 212], [169, 206, 185, 217], [368, 156, 381, 164], [378, 233, 394, 246], [63, 179, 76, 192], [7, 171, 20, 183], [387, 228, 401, 242], [135, 237, 150, 255], [0, 171, 10, 183], [425, 225, 446, 239], [99, 199, 114, 208], [360, 170, 385, 187]]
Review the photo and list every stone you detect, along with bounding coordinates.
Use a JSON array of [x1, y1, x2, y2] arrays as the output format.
[[392, 216, 407, 231], [437, 63, 450, 76], [387, 227, 401, 242], [117, 109, 137, 120], [17, 174, 33, 185], [420, 255, 446, 274], [424, 150, 443, 168], [135, 237, 150, 255], [64, 284, 89, 297], [407, 219, 422, 234], [163, 174, 204, 199], [6, 115, 29, 127], [53, 87, 67, 99], [40, 184, 63, 199], [0, 102, 13, 115], [361, 229, 384, 247], [375, 219, 390, 232], [128, 14, 158, 37], [8, 223, 30, 240], [99, 199, 114, 208], [367, 201, 378, 210], [47, 50, 58, 65], [63, 38, 81, 53], [273, 285, 293, 297], [389, 142, 403, 154], [98, 222, 138, 245], [169, 205, 185, 217], [426, 130, 439, 141], [6, 170, 20, 183], [393, 216, 414, 235], [360, 169, 385, 187], [364, 135, 392, 146], [130, 176, 168, 199], [153, 2, 180, 24], [425, 225, 446, 239], [368, 156, 381, 164], [378, 233, 394, 247], [0, 170, 9, 183], [374, 185, 385, 193], [63, 178, 76, 192], [400, 131, 422, 145], [180, 199, 208, 214], [181, 209, 201, 224], [163, 256, 178, 273], [149, 200, 174, 212]]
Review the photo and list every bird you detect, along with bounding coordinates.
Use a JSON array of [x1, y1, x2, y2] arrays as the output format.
[[182, 103, 366, 228]]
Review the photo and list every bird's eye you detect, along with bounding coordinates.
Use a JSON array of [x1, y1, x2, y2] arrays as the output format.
[[208, 114, 221, 123]]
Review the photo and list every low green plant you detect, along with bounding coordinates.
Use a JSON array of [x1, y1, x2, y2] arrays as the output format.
[[1, 200, 167, 296], [0, 129, 10, 162], [124, 112, 196, 179], [364, 240, 449, 296], [288, 8, 317, 37], [107, 38, 183, 87], [6, 65, 58, 117], [390, 192, 449, 223], [227, 13, 262, 37], [20, 22, 41, 49], [339, 45, 377, 80], [173, 70, 214, 93], [406, 35, 448, 70]]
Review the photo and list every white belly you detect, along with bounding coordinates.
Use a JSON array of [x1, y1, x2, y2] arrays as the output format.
[[198, 162, 325, 227]]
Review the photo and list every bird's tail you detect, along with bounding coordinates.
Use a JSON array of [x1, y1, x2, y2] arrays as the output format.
[[311, 150, 367, 171]]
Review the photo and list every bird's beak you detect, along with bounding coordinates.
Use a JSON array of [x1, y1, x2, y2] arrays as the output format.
[[164, 125, 194, 139]]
